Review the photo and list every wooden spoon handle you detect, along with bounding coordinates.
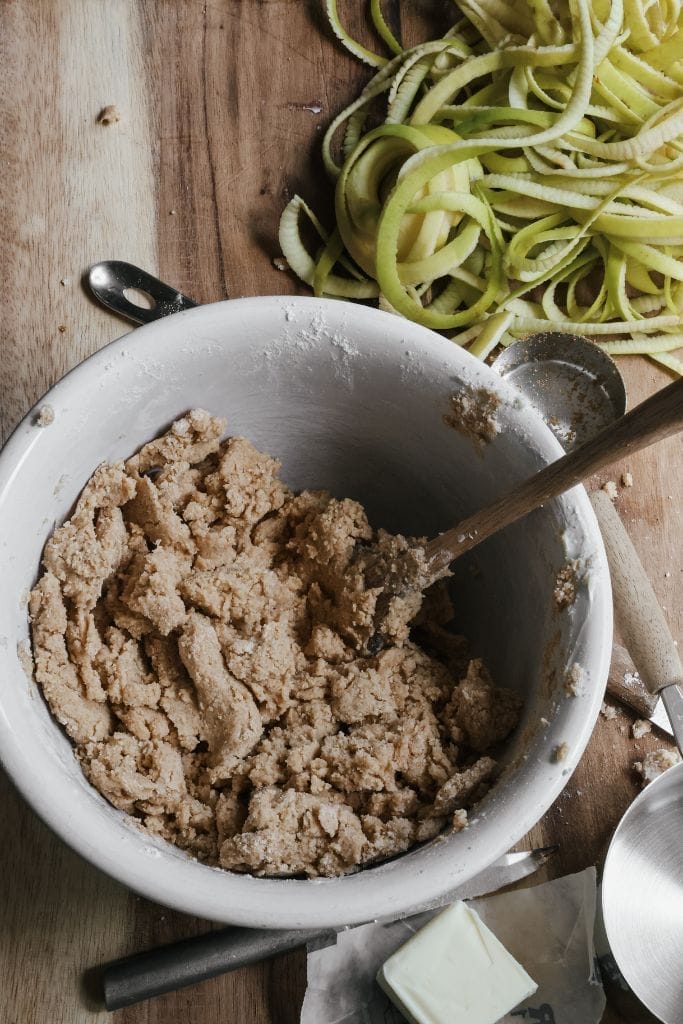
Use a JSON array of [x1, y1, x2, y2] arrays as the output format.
[[425, 375, 683, 571]]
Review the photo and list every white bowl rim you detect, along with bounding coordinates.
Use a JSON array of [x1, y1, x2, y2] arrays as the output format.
[[0, 295, 612, 927]]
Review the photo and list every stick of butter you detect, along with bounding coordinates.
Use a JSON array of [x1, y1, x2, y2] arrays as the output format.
[[376, 900, 538, 1024]]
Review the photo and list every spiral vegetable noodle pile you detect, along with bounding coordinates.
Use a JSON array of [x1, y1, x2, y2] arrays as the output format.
[[278, 0, 683, 374]]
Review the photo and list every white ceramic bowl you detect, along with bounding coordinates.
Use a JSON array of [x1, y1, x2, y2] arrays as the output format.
[[0, 297, 611, 929]]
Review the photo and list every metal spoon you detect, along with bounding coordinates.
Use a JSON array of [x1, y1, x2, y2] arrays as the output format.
[[88, 261, 197, 323], [491, 331, 627, 451]]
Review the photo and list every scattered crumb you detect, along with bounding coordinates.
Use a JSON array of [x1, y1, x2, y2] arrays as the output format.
[[600, 701, 618, 720], [564, 663, 583, 697], [96, 104, 121, 126], [57, 324, 66, 333], [443, 386, 501, 445], [601, 480, 618, 501], [621, 471, 633, 488], [16, 640, 34, 681], [540, 716, 550, 727], [169, 209, 177, 216], [632, 719, 652, 740], [634, 748, 681, 786], [552, 742, 569, 763], [554, 561, 579, 609], [287, 101, 323, 114], [273, 257, 289, 271], [623, 670, 641, 687], [35, 405, 55, 428], [451, 808, 468, 832], [59, 278, 69, 287], [664, 572, 671, 579]]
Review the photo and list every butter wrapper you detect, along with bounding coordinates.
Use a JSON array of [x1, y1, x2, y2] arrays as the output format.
[[300, 868, 605, 1024]]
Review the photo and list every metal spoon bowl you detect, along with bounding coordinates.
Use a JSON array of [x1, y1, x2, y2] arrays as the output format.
[[602, 760, 683, 1024], [492, 331, 627, 450]]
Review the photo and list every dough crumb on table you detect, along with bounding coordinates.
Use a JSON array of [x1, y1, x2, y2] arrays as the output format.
[[601, 479, 618, 501], [634, 747, 681, 785], [28, 410, 523, 878], [631, 718, 652, 739], [96, 104, 121, 125]]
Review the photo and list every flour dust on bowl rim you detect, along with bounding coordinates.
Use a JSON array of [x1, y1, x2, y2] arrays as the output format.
[[0, 296, 612, 929]]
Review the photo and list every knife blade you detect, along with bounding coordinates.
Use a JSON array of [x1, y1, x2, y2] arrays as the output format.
[[650, 694, 675, 735], [102, 846, 556, 1011]]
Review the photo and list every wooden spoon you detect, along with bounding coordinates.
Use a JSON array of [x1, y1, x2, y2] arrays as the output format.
[[424, 375, 683, 579]]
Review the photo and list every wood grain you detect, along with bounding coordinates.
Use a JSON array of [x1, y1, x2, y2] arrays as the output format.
[[0, 4, 680, 1024]]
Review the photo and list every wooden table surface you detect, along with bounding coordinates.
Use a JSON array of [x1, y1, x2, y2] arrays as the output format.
[[1, 3, 680, 1023]]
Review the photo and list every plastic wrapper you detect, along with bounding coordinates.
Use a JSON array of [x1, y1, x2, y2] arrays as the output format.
[[300, 868, 605, 1024]]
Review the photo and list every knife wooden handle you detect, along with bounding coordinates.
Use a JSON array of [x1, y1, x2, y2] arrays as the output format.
[[591, 491, 683, 696], [606, 642, 658, 718]]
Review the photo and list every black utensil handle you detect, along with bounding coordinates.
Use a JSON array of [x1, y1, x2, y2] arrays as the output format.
[[88, 261, 199, 325], [103, 925, 321, 1010]]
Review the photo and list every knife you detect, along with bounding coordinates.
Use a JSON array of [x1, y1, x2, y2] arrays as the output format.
[[101, 846, 556, 1011], [606, 643, 674, 736]]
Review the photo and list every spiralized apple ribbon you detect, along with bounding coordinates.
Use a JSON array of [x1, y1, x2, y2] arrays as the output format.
[[279, 0, 683, 374]]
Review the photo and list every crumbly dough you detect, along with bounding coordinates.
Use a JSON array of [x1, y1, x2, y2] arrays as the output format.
[[553, 560, 579, 609], [631, 718, 652, 740], [29, 410, 522, 878], [35, 404, 55, 427], [552, 742, 569, 763], [634, 747, 681, 785], [564, 662, 583, 697], [96, 104, 121, 125], [443, 387, 501, 444]]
